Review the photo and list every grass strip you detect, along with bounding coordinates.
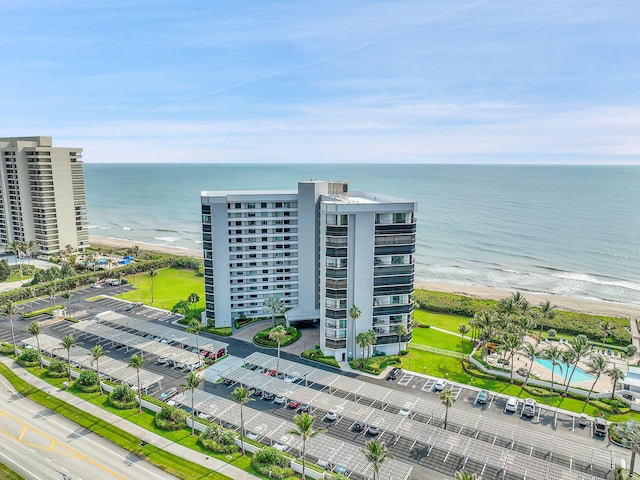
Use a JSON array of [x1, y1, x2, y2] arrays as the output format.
[[0, 363, 231, 480]]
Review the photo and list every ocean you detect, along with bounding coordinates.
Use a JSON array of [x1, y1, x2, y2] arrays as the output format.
[[84, 164, 640, 306]]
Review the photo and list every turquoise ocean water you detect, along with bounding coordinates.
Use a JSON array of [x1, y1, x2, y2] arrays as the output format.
[[84, 164, 640, 305]]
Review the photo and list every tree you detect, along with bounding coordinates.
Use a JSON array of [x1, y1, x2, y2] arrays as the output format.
[[0, 259, 10, 282], [440, 388, 456, 429], [2, 301, 19, 357], [7, 239, 23, 276], [607, 366, 625, 399], [59, 334, 80, 382], [263, 294, 285, 328], [599, 321, 614, 344], [187, 319, 204, 371], [458, 324, 470, 360], [586, 354, 608, 401], [171, 299, 191, 316], [562, 335, 591, 394], [538, 300, 555, 338], [519, 342, 539, 386], [502, 331, 524, 382], [395, 323, 409, 355], [620, 420, 640, 478], [268, 325, 288, 374], [26, 321, 44, 368], [543, 344, 563, 397], [366, 329, 377, 358], [187, 292, 200, 316], [60, 291, 72, 310], [362, 439, 392, 480], [289, 412, 325, 479], [24, 240, 39, 263], [231, 386, 253, 455], [90, 344, 107, 394], [455, 470, 482, 480], [349, 305, 361, 359], [147, 269, 158, 304], [182, 371, 203, 435], [128, 354, 144, 413], [356, 331, 369, 359], [44, 284, 57, 309]]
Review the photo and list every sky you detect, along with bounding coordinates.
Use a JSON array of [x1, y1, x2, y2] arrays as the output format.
[[2, 0, 639, 164]]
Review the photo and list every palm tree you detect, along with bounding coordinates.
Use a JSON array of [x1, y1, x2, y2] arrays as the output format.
[[349, 304, 361, 359], [519, 342, 539, 386], [458, 324, 471, 360], [61, 290, 72, 309], [395, 322, 409, 355], [147, 269, 158, 304], [455, 470, 482, 480], [59, 334, 80, 382], [24, 287, 35, 312], [263, 294, 285, 328], [289, 412, 325, 479], [366, 329, 377, 358], [128, 354, 144, 413], [268, 325, 288, 374], [24, 240, 39, 264], [7, 239, 23, 276], [502, 331, 524, 382], [543, 344, 563, 397], [599, 321, 614, 344], [2, 301, 19, 357], [362, 439, 393, 480], [586, 354, 608, 401], [606, 366, 625, 399], [620, 420, 640, 478], [231, 386, 253, 455], [187, 292, 200, 316], [440, 388, 456, 429], [90, 344, 107, 394], [182, 371, 203, 435], [356, 331, 369, 359], [26, 321, 44, 368], [538, 300, 555, 338], [563, 335, 591, 394], [187, 319, 204, 371], [44, 284, 57, 309]]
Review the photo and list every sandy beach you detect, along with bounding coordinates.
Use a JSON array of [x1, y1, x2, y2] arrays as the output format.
[[90, 235, 640, 320]]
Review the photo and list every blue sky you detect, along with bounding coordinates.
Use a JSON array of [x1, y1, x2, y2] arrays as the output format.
[[2, 0, 639, 164]]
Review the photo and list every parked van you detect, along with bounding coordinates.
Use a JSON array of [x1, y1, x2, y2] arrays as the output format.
[[105, 279, 119, 286]]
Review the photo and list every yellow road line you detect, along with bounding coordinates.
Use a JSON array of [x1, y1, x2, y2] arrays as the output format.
[[0, 407, 127, 480]]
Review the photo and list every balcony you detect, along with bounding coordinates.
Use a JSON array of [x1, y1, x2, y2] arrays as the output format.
[[325, 339, 346, 349]]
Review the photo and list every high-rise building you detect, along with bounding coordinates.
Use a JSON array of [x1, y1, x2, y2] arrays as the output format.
[[0, 136, 89, 254], [201, 180, 416, 360]]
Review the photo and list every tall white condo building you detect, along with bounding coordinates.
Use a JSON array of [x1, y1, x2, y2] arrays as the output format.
[[201, 181, 416, 360]]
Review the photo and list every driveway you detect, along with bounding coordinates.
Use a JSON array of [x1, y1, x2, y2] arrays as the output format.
[[233, 320, 319, 356]]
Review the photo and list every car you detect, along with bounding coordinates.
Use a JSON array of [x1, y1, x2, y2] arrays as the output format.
[[505, 396, 519, 413], [274, 395, 286, 405], [433, 379, 447, 392], [326, 410, 338, 421], [262, 391, 274, 400], [90, 283, 102, 289], [254, 388, 263, 397], [353, 421, 366, 432], [299, 404, 311, 412], [160, 387, 178, 401], [594, 417, 608, 437], [273, 443, 287, 451], [398, 405, 411, 417], [287, 400, 300, 409], [156, 357, 168, 365], [388, 367, 403, 380], [317, 459, 329, 469], [246, 432, 258, 441], [476, 390, 489, 404], [522, 398, 536, 417], [197, 412, 210, 420], [367, 424, 380, 435]]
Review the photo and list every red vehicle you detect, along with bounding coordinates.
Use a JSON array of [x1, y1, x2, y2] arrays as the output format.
[[287, 401, 300, 409], [264, 369, 276, 377]]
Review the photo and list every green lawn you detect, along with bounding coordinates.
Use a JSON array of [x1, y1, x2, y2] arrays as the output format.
[[118, 268, 204, 311], [411, 326, 473, 354], [414, 310, 471, 333]]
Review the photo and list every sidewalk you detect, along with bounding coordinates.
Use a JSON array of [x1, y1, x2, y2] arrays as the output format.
[[1, 358, 258, 480]]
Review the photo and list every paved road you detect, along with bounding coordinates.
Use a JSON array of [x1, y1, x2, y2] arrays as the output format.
[[0, 374, 177, 480]]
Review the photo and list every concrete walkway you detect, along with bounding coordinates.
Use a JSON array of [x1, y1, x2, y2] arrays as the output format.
[[1, 358, 258, 480], [233, 320, 320, 356]]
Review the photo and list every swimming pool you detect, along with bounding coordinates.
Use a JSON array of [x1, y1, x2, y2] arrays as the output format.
[[534, 358, 595, 383]]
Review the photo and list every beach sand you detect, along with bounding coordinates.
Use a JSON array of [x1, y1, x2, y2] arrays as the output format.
[[90, 236, 640, 320]]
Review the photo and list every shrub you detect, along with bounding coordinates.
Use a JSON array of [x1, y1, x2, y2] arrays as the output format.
[[17, 348, 40, 367], [251, 446, 293, 479], [254, 326, 300, 347], [350, 354, 401, 374], [628, 344, 637, 356], [76, 370, 100, 392], [47, 360, 68, 378], [108, 383, 137, 409], [547, 329, 557, 338], [0, 343, 14, 355], [155, 405, 188, 431], [198, 424, 238, 453]]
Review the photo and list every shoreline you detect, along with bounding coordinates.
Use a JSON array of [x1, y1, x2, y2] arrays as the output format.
[[90, 235, 640, 319]]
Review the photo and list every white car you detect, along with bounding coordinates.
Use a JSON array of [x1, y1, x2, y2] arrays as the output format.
[[505, 396, 519, 413], [399, 405, 411, 417], [433, 379, 447, 392], [326, 410, 338, 421], [274, 395, 286, 405]]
